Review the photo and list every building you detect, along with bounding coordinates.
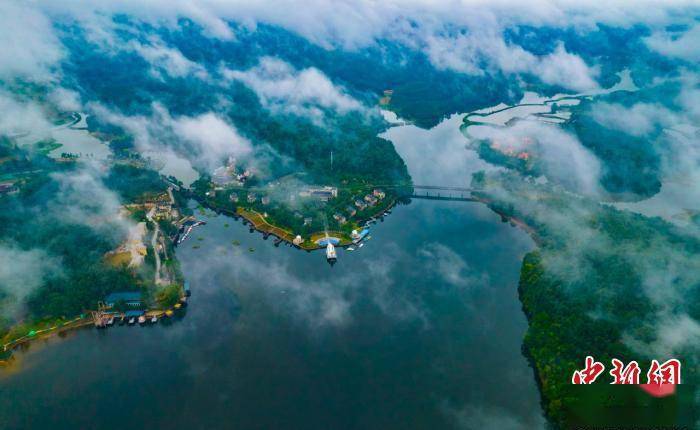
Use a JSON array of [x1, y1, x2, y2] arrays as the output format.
[[154, 202, 172, 220], [303, 217, 313, 226], [261, 196, 270, 205], [247, 193, 257, 203], [300, 186, 338, 202], [105, 291, 142, 308], [372, 189, 386, 199], [0, 181, 18, 195], [333, 213, 347, 225], [211, 166, 237, 186], [293, 235, 303, 246], [346, 206, 357, 217], [364, 194, 378, 206], [229, 193, 239, 203], [354, 199, 367, 210]]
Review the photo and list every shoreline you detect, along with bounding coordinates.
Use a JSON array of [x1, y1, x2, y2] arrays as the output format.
[[196, 196, 398, 251]]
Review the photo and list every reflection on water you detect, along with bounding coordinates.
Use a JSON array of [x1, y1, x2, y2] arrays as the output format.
[[0, 198, 542, 429]]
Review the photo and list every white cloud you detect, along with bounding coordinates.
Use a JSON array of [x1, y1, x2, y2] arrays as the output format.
[[90, 102, 253, 170], [0, 246, 62, 317], [469, 120, 603, 195], [427, 34, 599, 91], [649, 314, 700, 356], [49, 163, 134, 238], [48, 87, 83, 112], [0, 92, 53, 137], [223, 57, 363, 120], [170, 111, 253, 165], [0, 1, 64, 82], [591, 102, 677, 137], [130, 38, 209, 80], [1, 0, 697, 98], [536, 44, 600, 91], [646, 23, 700, 63], [419, 243, 486, 288]]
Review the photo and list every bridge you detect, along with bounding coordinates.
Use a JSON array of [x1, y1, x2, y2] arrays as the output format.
[[222, 182, 478, 202], [357, 184, 477, 202]]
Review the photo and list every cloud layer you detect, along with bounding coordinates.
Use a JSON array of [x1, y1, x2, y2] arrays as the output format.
[[223, 57, 364, 121]]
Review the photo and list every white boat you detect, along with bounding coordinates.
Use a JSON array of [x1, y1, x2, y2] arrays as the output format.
[[326, 242, 337, 265], [151, 316, 157, 323], [358, 243, 364, 248], [128, 317, 135, 325], [106, 317, 114, 326], [138, 315, 147, 324], [347, 247, 355, 251]]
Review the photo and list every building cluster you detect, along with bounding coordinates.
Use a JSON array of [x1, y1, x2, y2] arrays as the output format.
[[212, 156, 253, 186], [153, 193, 178, 221], [354, 189, 385, 211], [488, 138, 533, 161], [299, 186, 338, 202], [0, 181, 18, 196], [335, 189, 385, 224], [123, 191, 178, 221], [233, 192, 272, 205]]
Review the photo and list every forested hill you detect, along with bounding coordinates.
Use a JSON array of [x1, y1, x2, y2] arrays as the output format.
[[474, 172, 700, 428]]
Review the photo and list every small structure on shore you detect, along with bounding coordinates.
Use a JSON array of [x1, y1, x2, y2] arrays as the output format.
[[105, 292, 142, 309]]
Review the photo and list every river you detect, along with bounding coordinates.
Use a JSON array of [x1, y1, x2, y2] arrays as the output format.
[[0, 197, 542, 429], [0, 113, 545, 429]]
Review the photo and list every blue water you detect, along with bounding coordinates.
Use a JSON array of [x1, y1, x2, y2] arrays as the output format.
[[0, 199, 543, 429]]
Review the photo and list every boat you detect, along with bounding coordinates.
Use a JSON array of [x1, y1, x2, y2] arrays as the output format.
[[174, 303, 182, 310], [326, 242, 337, 266], [358, 243, 364, 248], [128, 317, 136, 325], [151, 316, 157, 324], [347, 247, 355, 251], [106, 316, 114, 326], [165, 310, 174, 317], [138, 315, 147, 325]]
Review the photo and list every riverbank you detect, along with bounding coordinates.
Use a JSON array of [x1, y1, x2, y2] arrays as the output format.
[[195, 192, 397, 251], [1, 293, 190, 367], [2, 316, 94, 359]]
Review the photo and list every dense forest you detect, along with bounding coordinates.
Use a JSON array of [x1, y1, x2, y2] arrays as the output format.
[[564, 84, 683, 200], [474, 172, 700, 428], [0, 136, 175, 345]]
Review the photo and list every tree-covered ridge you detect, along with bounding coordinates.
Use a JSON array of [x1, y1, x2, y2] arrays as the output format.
[[564, 83, 684, 200], [0, 136, 181, 349], [473, 172, 700, 428]]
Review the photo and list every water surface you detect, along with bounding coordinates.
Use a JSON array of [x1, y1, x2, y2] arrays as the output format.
[[0, 197, 541, 429]]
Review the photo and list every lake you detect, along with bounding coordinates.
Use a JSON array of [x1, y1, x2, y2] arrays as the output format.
[[0, 112, 544, 429], [0, 196, 542, 429]]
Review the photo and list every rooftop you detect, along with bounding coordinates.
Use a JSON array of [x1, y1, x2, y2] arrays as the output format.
[[105, 291, 142, 305]]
